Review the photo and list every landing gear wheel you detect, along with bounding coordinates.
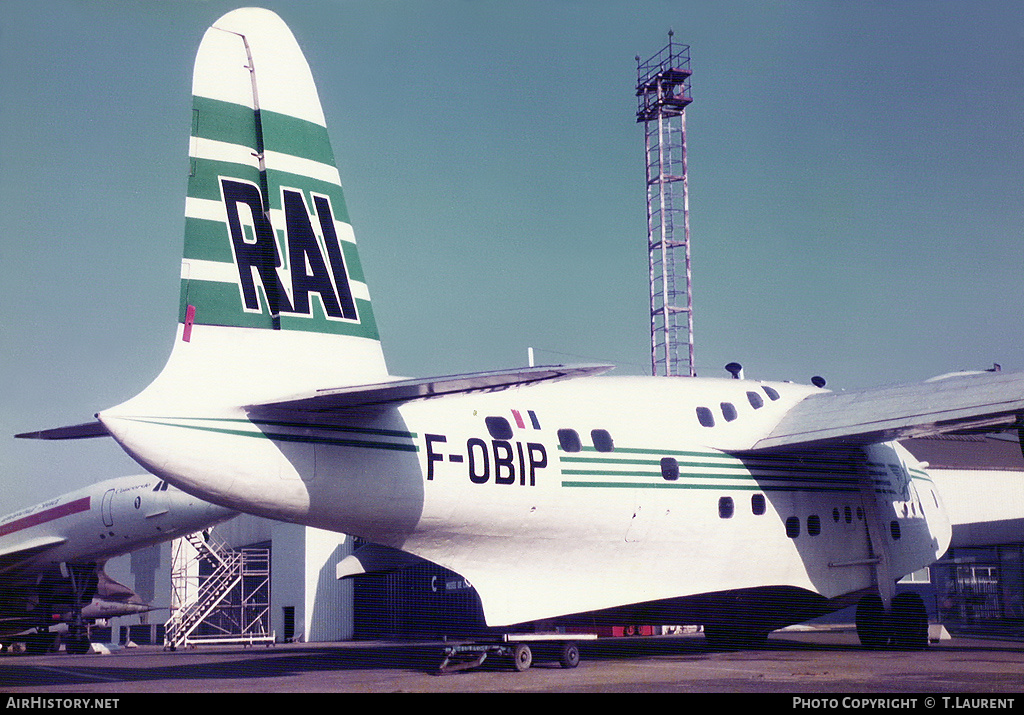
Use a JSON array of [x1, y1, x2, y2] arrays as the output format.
[[891, 592, 928, 650], [25, 632, 57, 655], [559, 642, 580, 669], [511, 643, 532, 672], [65, 635, 91, 655], [856, 594, 891, 649]]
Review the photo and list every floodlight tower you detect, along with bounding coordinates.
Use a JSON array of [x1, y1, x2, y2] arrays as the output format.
[[636, 32, 695, 377]]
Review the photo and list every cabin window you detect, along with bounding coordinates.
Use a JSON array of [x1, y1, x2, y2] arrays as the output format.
[[557, 429, 581, 453], [746, 391, 764, 409], [786, 516, 800, 538], [720, 402, 737, 422], [890, 520, 902, 540], [660, 457, 679, 481], [751, 493, 766, 516], [485, 416, 513, 440], [845, 505, 853, 524], [591, 429, 614, 453], [807, 514, 821, 536], [832, 507, 840, 523], [856, 506, 864, 521], [696, 407, 715, 427], [762, 385, 780, 401], [718, 496, 734, 519]]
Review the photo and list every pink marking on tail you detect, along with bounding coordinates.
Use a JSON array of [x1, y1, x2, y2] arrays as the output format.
[[183, 304, 196, 342]]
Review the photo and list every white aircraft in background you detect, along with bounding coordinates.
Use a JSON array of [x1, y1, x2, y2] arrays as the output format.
[[0, 475, 235, 654], [19, 8, 1024, 665]]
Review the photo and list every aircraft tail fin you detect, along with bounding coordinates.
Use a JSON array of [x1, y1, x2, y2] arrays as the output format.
[[139, 8, 389, 408]]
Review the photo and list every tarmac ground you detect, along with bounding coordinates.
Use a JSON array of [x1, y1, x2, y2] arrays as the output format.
[[0, 628, 1022, 695]]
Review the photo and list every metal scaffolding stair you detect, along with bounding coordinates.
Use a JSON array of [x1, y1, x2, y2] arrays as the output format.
[[164, 530, 274, 649]]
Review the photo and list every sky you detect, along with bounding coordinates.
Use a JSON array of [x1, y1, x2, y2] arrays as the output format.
[[2, 0, 1023, 511]]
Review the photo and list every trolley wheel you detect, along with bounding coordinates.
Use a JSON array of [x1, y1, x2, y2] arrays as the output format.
[[511, 643, 533, 672], [559, 642, 580, 669]]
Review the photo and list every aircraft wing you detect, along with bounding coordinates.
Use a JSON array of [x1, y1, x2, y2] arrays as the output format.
[[748, 370, 1024, 452], [248, 364, 613, 414], [0, 535, 67, 575]]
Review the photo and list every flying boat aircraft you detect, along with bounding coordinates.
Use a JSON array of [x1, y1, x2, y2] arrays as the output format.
[[0, 475, 235, 654], [19, 8, 1024, 665]]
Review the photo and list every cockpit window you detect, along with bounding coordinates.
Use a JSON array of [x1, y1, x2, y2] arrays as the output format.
[[762, 385, 780, 401], [746, 391, 764, 409]]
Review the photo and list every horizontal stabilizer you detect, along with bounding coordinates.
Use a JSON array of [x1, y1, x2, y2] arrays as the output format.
[[16, 420, 109, 440], [749, 370, 1024, 452], [250, 364, 613, 415]]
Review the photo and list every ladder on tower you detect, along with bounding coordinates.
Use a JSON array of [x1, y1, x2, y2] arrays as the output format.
[[637, 32, 696, 378], [164, 530, 274, 649]]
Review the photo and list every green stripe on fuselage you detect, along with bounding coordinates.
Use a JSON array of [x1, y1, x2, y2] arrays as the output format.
[[558, 446, 865, 493], [120, 416, 417, 452], [561, 480, 860, 493]]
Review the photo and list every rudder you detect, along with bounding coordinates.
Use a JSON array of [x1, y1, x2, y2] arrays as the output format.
[[123, 8, 389, 410], [182, 8, 377, 340]]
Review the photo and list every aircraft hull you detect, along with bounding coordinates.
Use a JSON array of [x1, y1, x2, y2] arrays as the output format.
[[102, 377, 951, 628]]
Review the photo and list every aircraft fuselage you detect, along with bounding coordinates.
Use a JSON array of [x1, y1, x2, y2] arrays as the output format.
[[101, 374, 951, 628], [0, 476, 232, 574]]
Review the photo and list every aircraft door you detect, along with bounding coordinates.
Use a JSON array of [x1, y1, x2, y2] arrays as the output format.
[[101, 488, 115, 527]]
